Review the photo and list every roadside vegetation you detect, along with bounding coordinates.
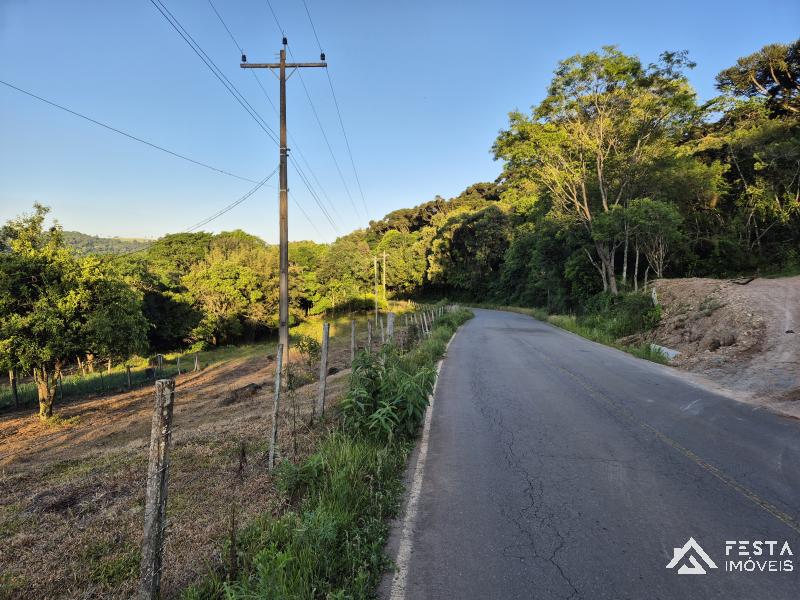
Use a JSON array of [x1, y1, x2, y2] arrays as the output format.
[[3, 40, 797, 423], [183, 308, 472, 599]]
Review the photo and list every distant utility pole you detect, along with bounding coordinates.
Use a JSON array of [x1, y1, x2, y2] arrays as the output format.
[[373, 255, 379, 324], [241, 38, 326, 369], [382, 250, 387, 302]]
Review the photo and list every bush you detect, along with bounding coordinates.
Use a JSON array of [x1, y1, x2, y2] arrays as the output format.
[[294, 335, 321, 366]]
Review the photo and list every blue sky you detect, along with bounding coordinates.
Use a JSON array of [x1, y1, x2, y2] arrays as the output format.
[[1, 0, 798, 243]]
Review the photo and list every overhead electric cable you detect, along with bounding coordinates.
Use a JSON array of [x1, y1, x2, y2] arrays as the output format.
[[299, 0, 370, 219], [151, 0, 338, 233], [0, 79, 259, 184], [206, 0, 340, 224]]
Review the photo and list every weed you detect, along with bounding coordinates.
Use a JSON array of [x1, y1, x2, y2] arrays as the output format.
[[183, 308, 472, 599]]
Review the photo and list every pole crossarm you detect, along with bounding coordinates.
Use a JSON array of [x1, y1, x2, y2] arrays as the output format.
[[241, 62, 327, 69]]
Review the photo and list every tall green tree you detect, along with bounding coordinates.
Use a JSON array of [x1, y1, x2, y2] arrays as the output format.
[[495, 47, 700, 294], [0, 205, 147, 419]]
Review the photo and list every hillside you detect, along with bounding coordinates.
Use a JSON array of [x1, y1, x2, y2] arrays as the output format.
[[649, 276, 800, 414], [62, 230, 151, 255]]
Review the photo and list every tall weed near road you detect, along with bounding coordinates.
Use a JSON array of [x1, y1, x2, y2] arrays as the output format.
[[183, 307, 472, 599]]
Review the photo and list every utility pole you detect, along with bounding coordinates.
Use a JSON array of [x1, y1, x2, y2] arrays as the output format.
[[382, 250, 387, 302], [241, 39, 326, 370], [373, 255, 379, 325]]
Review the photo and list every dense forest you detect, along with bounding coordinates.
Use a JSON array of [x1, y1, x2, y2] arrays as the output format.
[[61, 231, 151, 256], [2, 40, 798, 419]]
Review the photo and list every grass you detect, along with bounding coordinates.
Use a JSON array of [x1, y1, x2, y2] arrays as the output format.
[[183, 307, 472, 599], [473, 303, 668, 365], [1, 303, 417, 412], [0, 342, 271, 412]]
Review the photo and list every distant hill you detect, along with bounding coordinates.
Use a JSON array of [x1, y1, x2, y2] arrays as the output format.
[[62, 231, 151, 256]]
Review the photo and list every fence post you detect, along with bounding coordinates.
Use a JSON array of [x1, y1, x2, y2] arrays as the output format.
[[126, 365, 132, 389], [387, 312, 395, 341], [350, 320, 356, 365], [139, 379, 175, 600], [176, 356, 181, 375], [316, 323, 330, 419], [157, 354, 163, 377], [9, 368, 19, 408], [367, 320, 373, 353], [379, 317, 385, 345], [193, 353, 199, 372], [268, 344, 283, 471]]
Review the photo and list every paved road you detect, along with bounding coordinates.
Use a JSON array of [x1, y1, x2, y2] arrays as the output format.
[[393, 309, 800, 600]]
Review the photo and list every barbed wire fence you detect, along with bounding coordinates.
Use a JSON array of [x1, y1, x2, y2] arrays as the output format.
[[1, 304, 455, 598]]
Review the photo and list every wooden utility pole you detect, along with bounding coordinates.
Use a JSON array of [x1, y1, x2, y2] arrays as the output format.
[[373, 255, 379, 325], [241, 39, 326, 369], [382, 250, 387, 302]]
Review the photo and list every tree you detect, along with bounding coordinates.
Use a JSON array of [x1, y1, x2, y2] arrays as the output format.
[[628, 198, 684, 280], [716, 39, 800, 116], [0, 205, 147, 419], [494, 47, 699, 294], [427, 205, 512, 295]]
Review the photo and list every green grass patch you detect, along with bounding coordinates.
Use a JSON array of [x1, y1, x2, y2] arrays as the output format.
[[82, 541, 140, 588], [183, 307, 472, 599]]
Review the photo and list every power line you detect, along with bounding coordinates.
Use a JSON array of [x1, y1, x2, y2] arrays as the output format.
[[299, 0, 371, 219], [206, 0, 340, 225], [111, 167, 279, 261], [195, 0, 339, 232], [149, 0, 279, 145], [264, 0, 285, 36], [287, 43, 364, 221], [184, 167, 279, 232], [0, 79, 260, 184]]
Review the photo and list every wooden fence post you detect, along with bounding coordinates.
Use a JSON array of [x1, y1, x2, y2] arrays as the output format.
[[268, 344, 283, 471], [126, 365, 132, 389], [316, 323, 330, 419], [9, 368, 19, 408], [350, 320, 356, 365], [387, 312, 395, 341], [139, 379, 175, 600], [176, 356, 181, 375], [193, 353, 199, 372], [367, 320, 373, 353], [379, 317, 385, 345]]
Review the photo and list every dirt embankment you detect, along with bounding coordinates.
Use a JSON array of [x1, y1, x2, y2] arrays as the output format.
[[647, 276, 800, 415]]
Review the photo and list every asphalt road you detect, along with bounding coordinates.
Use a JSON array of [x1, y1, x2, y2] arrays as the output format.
[[391, 308, 800, 600]]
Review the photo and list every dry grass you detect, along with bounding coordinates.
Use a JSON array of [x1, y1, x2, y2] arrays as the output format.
[[0, 326, 366, 599]]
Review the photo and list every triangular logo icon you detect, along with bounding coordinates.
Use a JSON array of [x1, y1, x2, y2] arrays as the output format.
[[666, 537, 718, 575]]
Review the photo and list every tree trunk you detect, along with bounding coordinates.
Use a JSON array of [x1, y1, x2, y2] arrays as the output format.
[[622, 221, 629, 286], [595, 241, 619, 295], [33, 366, 57, 420], [634, 245, 640, 292]]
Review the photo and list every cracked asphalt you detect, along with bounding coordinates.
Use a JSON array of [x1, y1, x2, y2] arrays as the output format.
[[398, 309, 800, 599]]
